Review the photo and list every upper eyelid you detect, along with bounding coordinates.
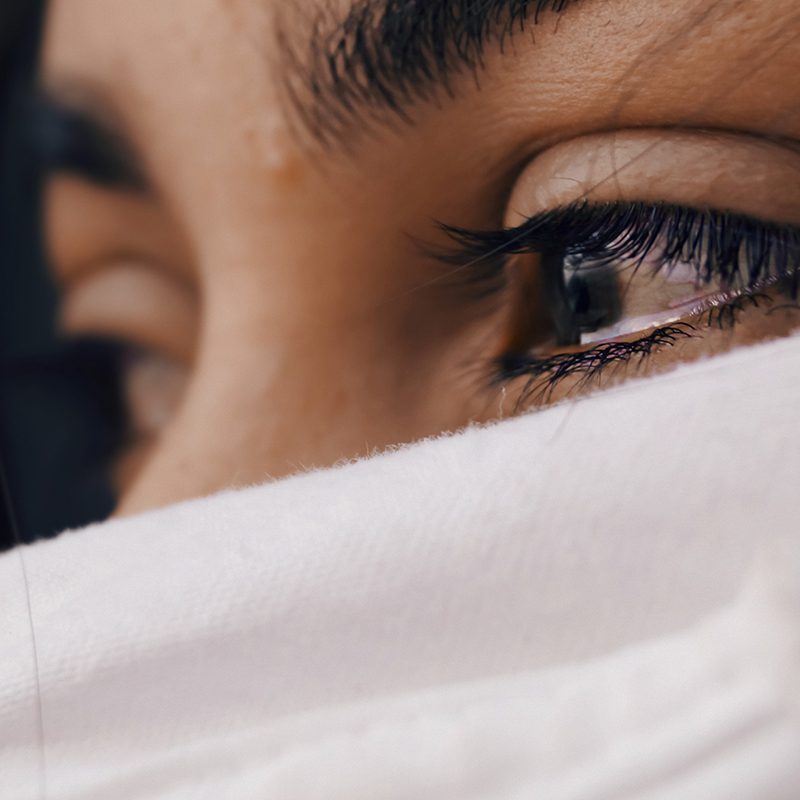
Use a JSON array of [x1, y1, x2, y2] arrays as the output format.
[[428, 202, 800, 320]]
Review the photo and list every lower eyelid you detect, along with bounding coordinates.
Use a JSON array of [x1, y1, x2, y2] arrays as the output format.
[[59, 263, 198, 363], [504, 130, 800, 228], [580, 274, 784, 346], [505, 286, 799, 399]]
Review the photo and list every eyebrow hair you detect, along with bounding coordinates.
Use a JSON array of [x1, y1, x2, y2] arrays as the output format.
[[281, 0, 577, 144], [27, 92, 149, 191]]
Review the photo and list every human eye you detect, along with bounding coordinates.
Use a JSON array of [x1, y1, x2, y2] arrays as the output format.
[[439, 131, 800, 407], [54, 244, 196, 481], [32, 93, 198, 477], [486, 202, 799, 402], [53, 230, 196, 485]]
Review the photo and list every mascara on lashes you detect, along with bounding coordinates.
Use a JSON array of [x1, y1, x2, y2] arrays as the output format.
[[441, 201, 800, 296], [439, 201, 800, 395]]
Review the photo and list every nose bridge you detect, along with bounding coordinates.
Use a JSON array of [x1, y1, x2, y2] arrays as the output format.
[[125, 271, 367, 499], [102, 9, 456, 514], [116, 342, 373, 516]]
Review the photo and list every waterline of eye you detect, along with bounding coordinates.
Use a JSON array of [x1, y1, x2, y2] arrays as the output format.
[[580, 277, 784, 346]]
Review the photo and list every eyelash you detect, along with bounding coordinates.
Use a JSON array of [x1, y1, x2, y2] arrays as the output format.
[[440, 201, 800, 398]]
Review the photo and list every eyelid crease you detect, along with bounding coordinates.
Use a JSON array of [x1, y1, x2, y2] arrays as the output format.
[[45, 175, 196, 288], [59, 262, 199, 364], [55, 254, 197, 296]]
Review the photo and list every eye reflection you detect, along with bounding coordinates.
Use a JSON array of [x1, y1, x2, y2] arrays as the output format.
[[445, 201, 800, 401], [542, 253, 623, 347], [545, 248, 785, 349]]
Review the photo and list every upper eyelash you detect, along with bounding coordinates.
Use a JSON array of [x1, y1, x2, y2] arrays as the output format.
[[437, 201, 800, 396], [439, 201, 800, 297]]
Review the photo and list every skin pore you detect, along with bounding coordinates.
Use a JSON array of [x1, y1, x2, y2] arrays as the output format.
[[40, 0, 800, 514]]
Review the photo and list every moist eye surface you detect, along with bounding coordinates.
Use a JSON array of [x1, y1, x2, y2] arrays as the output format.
[[442, 201, 800, 401]]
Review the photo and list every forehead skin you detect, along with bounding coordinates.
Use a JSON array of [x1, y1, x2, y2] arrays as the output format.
[[40, 0, 800, 511]]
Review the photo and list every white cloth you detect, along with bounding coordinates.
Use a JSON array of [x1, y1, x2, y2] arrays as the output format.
[[1, 335, 799, 799]]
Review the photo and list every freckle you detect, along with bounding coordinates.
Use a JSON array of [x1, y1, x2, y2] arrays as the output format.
[[265, 142, 304, 183], [250, 114, 304, 181]]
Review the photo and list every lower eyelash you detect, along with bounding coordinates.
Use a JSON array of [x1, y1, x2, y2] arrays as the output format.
[[495, 282, 800, 403], [439, 201, 800, 401], [704, 292, 770, 329], [495, 324, 696, 405]]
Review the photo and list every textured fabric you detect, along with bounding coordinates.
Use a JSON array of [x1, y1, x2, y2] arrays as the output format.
[[1, 334, 799, 799]]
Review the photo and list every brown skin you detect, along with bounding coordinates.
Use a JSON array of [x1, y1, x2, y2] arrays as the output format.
[[41, 0, 800, 514]]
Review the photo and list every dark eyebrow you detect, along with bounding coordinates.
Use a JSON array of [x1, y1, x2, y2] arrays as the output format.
[[282, 0, 577, 145], [26, 91, 149, 192]]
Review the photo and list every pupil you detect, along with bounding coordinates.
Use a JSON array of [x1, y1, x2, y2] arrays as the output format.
[[564, 259, 622, 335], [566, 274, 593, 316]]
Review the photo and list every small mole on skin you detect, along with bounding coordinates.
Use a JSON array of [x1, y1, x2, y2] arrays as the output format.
[[242, 116, 304, 183]]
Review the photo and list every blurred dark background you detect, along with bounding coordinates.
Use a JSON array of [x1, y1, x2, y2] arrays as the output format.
[[1, 0, 119, 550]]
